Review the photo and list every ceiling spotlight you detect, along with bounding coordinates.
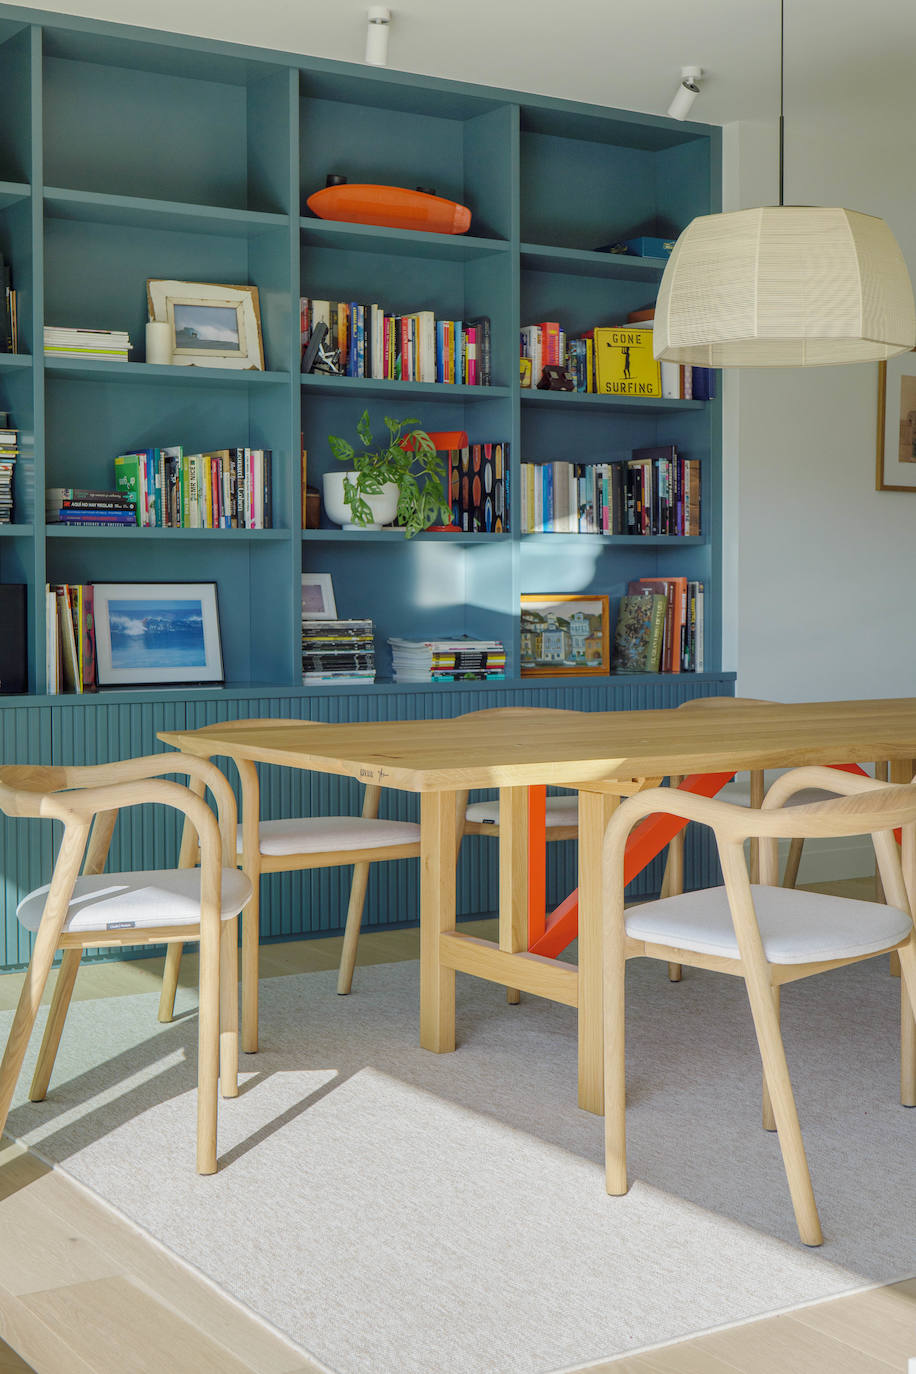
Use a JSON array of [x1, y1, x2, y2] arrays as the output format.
[[365, 7, 392, 67], [667, 66, 703, 121]]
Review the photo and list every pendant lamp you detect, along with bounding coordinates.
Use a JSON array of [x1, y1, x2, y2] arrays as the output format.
[[653, 2, 916, 367]]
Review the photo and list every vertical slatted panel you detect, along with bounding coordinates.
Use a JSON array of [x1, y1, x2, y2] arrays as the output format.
[[0, 676, 732, 970], [0, 706, 53, 971]]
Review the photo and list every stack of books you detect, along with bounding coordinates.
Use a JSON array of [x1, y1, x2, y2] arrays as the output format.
[[519, 314, 716, 400], [300, 299, 491, 386], [45, 583, 96, 694], [114, 448, 272, 529], [0, 419, 16, 523], [388, 636, 506, 683], [0, 254, 17, 353], [302, 619, 376, 684], [444, 442, 510, 532], [519, 446, 700, 536], [46, 487, 137, 527], [44, 326, 131, 362]]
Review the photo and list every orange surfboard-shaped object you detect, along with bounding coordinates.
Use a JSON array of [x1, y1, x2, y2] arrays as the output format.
[[306, 184, 471, 235]]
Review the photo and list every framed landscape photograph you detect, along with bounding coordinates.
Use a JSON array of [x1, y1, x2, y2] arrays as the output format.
[[146, 279, 264, 371], [876, 350, 916, 491], [300, 573, 337, 620], [93, 583, 224, 686], [520, 593, 610, 677]]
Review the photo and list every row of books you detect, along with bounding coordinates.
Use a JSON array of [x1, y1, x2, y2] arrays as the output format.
[[300, 298, 492, 386], [388, 636, 506, 683], [519, 446, 701, 536], [612, 581, 705, 674], [443, 442, 510, 532], [302, 618, 376, 684], [45, 583, 96, 694], [0, 418, 17, 524], [0, 255, 18, 354], [44, 326, 131, 361], [520, 318, 716, 400], [104, 448, 272, 529]]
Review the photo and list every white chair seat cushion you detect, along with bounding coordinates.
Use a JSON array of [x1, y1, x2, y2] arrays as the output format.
[[17, 868, 252, 935], [465, 796, 579, 827], [626, 884, 912, 965], [240, 816, 421, 857]]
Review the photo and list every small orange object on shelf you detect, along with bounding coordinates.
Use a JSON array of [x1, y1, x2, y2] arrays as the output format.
[[306, 184, 471, 235]]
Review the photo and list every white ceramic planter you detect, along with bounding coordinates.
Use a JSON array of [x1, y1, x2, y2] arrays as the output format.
[[322, 471, 400, 529]]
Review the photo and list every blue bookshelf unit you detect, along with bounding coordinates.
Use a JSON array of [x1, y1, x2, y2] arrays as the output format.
[[0, 3, 733, 971]]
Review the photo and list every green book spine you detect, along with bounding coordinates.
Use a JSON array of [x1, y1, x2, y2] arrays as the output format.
[[612, 593, 667, 673], [113, 454, 143, 522]]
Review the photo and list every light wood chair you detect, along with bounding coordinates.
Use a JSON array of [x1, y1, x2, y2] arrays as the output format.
[[0, 753, 249, 1175], [602, 766, 916, 1246], [157, 719, 422, 1049]]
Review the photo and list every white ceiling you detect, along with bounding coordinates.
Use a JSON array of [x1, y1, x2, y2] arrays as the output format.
[[13, 0, 916, 126]]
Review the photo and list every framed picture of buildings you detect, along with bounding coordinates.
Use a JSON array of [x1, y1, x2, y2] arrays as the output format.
[[520, 593, 610, 677], [876, 351, 916, 491]]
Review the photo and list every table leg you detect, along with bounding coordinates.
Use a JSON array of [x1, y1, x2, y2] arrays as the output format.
[[420, 790, 458, 1053], [499, 787, 529, 1004], [578, 788, 620, 1114], [891, 759, 916, 1094]]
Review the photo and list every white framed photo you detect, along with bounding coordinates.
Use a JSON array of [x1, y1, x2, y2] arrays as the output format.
[[301, 573, 337, 620], [146, 279, 264, 371], [877, 350, 916, 491], [93, 582, 224, 686]]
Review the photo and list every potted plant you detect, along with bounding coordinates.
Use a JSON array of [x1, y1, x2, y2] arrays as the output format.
[[324, 410, 450, 537]]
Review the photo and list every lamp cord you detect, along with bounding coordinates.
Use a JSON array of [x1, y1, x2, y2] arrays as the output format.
[[777, 0, 784, 206]]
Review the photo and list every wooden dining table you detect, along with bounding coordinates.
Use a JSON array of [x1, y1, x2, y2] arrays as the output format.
[[160, 697, 916, 1115]]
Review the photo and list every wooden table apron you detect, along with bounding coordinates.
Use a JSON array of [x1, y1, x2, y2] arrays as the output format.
[[159, 698, 916, 1115]]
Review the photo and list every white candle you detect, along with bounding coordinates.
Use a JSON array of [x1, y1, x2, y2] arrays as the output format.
[[145, 320, 172, 365]]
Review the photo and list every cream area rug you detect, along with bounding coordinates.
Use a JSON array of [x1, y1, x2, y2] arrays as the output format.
[[2, 953, 914, 1374]]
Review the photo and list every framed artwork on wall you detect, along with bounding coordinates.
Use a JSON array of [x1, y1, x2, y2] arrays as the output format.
[[876, 350, 916, 491], [300, 573, 337, 620], [146, 280, 264, 370], [520, 593, 610, 677], [93, 582, 224, 687]]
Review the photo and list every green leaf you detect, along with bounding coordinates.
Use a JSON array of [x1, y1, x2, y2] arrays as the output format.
[[329, 434, 354, 463], [356, 409, 372, 447]]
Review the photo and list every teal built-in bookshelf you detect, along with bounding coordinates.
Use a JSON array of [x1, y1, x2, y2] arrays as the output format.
[[0, 3, 733, 971]]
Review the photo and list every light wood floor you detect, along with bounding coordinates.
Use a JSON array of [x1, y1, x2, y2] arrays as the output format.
[[1, 883, 914, 1374]]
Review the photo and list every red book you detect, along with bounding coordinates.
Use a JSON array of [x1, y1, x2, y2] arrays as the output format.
[[540, 321, 561, 366]]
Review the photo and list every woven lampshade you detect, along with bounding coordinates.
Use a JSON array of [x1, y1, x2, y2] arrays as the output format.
[[653, 206, 916, 366]]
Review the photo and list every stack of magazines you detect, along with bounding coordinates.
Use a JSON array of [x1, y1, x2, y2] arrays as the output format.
[[0, 419, 15, 523], [302, 619, 376, 684], [388, 635, 506, 683], [44, 325, 131, 361]]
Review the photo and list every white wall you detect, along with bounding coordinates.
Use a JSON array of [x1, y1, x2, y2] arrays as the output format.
[[723, 118, 916, 705], [722, 113, 916, 880]]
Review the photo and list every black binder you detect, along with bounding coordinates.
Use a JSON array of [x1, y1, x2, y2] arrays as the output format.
[[0, 583, 26, 693]]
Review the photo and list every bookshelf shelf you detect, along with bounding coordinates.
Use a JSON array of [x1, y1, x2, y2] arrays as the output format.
[[519, 243, 667, 281], [302, 529, 508, 544], [520, 533, 706, 547], [0, 180, 29, 210], [0, 523, 31, 537], [0, 354, 30, 370], [300, 373, 511, 401], [44, 358, 291, 387], [520, 389, 703, 414], [44, 187, 290, 238], [299, 217, 510, 263], [45, 526, 290, 540]]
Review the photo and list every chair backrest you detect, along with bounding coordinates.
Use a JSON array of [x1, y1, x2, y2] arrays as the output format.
[[454, 707, 585, 723], [677, 696, 774, 711], [605, 768, 916, 911]]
